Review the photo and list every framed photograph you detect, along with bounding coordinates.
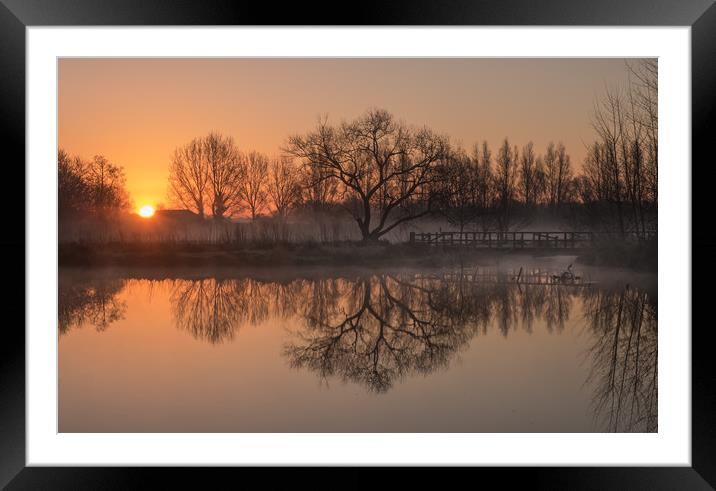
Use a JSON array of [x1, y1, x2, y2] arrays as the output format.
[[5, 0, 714, 487]]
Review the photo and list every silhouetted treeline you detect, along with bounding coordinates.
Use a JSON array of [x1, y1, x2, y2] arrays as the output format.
[[167, 133, 302, 221], [579, 60, 658, 238], [432, 61, 657, 236], [59, 61, 657, 242], [432, 139, 578, 233], [58, 149, 130, 220]]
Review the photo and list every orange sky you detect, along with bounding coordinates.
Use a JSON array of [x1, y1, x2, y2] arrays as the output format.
[[58, 58, 641, 210]]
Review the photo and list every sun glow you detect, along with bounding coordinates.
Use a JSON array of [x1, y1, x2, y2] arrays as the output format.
[[138, 205, 155, 218]]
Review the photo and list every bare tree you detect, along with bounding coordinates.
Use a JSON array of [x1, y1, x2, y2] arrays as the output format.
[[518, 141, 541, 207], [472, 141, 494, 231], [624, 59, 658, 236], [627, 59, 657, 206], [168, 137, 209, 218], [589, 83, 651, 236], [533, 156, 547, 205], [555, 143, 573, 205], [586, 65, 658, 237], [268, 156, 301, 218], [238, 151, 269, 220], [543, 141, 572, 209], [494, 138, 517, 232], [204, 132, 243, 220], [85, 155, 130, 215], [594, 87, 628, 235], [168, 133, 243, 220], [58, 148, 88, 219], [58, 149, 130, 242], [436, 148, 479, 232], [286, 109, 448, 241]]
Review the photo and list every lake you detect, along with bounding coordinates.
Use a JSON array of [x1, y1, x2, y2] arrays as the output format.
[[58, 258, 657, 432]]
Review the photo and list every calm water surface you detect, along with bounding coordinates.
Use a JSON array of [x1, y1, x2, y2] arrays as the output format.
[[58, 261, 657, 432]]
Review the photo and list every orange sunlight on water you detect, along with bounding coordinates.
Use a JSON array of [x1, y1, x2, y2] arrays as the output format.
[[58, 268, 657, 433]]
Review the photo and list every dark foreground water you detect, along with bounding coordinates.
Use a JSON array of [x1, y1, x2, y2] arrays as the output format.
[[58, 260, 657, 432]]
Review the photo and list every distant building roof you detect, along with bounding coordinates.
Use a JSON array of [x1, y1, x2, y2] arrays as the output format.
[[155, 209, 204, 223]]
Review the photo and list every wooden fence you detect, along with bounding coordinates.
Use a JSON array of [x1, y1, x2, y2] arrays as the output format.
[[408, 231, 656, 249]]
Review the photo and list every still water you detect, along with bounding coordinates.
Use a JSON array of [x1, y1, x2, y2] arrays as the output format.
[[59, 261, 657, 433]]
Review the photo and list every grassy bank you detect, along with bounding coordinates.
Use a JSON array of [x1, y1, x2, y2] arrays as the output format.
[[59, 241, 476, 269], [58, 240, 657, 271]]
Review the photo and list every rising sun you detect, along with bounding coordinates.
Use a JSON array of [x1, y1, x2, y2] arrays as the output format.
[[138, 205, 155, 218]]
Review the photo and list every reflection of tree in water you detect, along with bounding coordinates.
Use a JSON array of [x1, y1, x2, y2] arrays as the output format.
[[582, 286, 658, 432], [283, 272, 583, 393], [284, 275, 477, 393], [58, 275, 127, 334], [544, 286, 572, 334], [284, 271, 657, 432], [171, 279, 258, 344], [168, 278, 300, 344], [422, 270, 575, 336], [58, 270, 657, 431], [170, 279, 244, 344]]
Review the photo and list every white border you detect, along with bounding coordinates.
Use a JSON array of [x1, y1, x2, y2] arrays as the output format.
[[27, 27, 691, 466]]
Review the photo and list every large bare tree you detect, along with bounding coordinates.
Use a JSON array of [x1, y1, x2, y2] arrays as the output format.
[[286, 109, 448, 241]]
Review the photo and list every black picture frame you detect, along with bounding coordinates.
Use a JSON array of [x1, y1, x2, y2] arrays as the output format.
[[2, 0, 713, 487]]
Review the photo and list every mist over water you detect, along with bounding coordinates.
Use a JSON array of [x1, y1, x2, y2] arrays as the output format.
[[58, 261, 656, 433]]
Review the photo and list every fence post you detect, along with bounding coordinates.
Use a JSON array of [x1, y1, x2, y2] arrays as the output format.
[[409, 231, 415, 243]]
